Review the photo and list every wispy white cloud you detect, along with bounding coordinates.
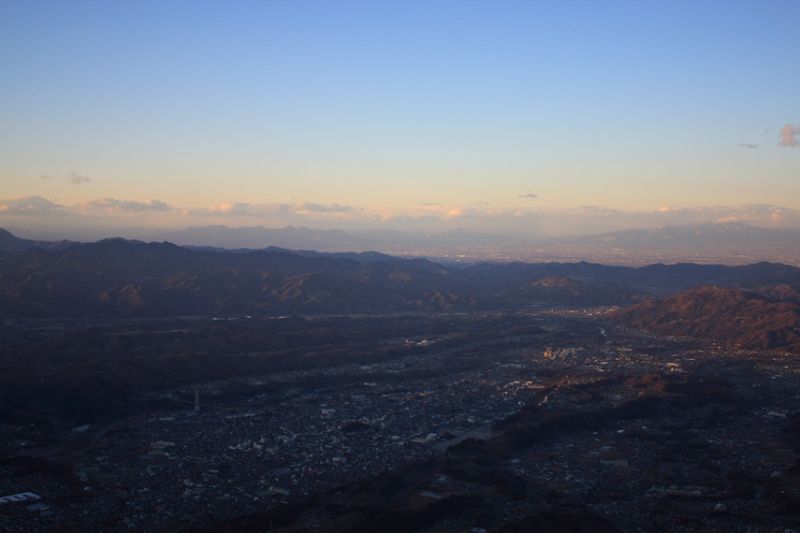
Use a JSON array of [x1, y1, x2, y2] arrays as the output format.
[[517, 193, 538, 199]]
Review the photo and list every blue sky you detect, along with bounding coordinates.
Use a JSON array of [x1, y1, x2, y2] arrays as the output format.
[[0, 0, 798, 233]]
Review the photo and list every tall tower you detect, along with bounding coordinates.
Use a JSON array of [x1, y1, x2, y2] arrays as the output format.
[[194, 388, 200, 412]]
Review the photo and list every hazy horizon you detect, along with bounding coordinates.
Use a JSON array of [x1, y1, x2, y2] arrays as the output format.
[[4, 197, 800, 243]]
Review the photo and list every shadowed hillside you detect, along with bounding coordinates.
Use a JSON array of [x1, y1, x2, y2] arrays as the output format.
[[4, 230, 800, 317], [613, 286, 800, 352]]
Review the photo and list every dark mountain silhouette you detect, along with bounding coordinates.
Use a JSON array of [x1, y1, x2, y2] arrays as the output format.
[[463, 260, 800, 293], [0, 238, 475, 317], [2, 228, 800, 318], [0, 228, 77, 252], [614, 286, 800, 352], [186, 244, 399, 263], [0, 234, 642, 317]]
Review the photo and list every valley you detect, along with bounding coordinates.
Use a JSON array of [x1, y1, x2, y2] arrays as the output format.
[[2, 310, 799, 531]]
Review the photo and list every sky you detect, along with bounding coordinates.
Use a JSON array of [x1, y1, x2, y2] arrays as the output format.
[[0, 0, 798, 237]]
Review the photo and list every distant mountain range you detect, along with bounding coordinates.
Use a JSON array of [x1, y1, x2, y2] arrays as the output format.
[[156, 222, 800, 265], [155, 225, 522, 254], [547, 222, 800, 264], [4, 222, 800, 265], [572, 221, 790, 247]]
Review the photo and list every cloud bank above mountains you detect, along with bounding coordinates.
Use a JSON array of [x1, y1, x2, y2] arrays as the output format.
[[3, 195, 800, 241]]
